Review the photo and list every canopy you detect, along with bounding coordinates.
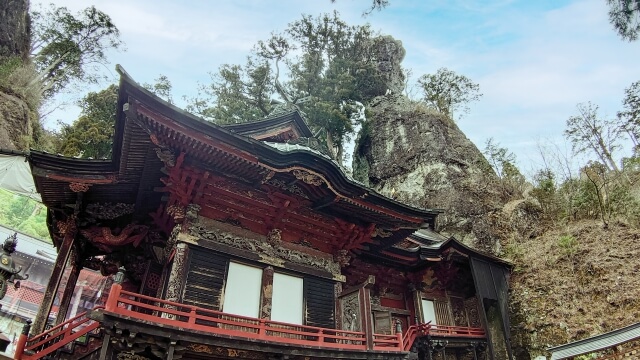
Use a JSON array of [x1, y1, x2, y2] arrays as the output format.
[[0, 154, 41, 201]]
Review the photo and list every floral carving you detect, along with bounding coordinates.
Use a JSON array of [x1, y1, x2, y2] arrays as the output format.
[[372, 226, 393, 238], [154, 147, 175, 168], [266, 228, 282, 246], [69, 182, 91, 193], [165, 243, 188, 304], [85, 203, 135, 220], [334, 249, 351, 268], [189, 224, 342, 276], [167, 205, 186, 222], [117, 352, 149, 360], [291, 169, 324, 186], [266, 178, 308, 199], [56, 217, 76, 236]]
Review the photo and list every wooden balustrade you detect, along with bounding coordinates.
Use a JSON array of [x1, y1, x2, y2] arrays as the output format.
[[15, 307, 103, 360], [14, 284, 488, 359]]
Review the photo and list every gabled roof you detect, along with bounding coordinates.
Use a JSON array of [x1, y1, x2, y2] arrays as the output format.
[[548, 322, 640, 360], [361, 230, 512, 270], [223, 110, 313, 141], [29, 66, 443, 250]]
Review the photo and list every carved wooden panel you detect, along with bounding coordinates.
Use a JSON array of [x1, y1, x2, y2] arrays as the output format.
[[373, 310, 392, 335], [182, 247, 228, 310], [450, 296, 468, 326], [340, 292, 361, 332], [465, 297, 482, 328]]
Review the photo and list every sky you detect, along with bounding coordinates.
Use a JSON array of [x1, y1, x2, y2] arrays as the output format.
[[35, 0, 640, 175]]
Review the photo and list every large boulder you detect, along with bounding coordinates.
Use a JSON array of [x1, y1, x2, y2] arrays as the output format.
[[353, 94, 506, 252]]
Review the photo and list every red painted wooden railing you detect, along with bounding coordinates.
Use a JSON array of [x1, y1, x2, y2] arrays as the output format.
[[14, 283, 487, 358], [104, 283, 403, 351], [14, 307, 103, 360], [401, 322, 485, 351]]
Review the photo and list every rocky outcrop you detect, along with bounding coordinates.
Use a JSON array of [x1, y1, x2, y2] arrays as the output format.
[[369, 35, 405, 94], [0, 0, 30, 60], [0, 0, 34, 151], [0, 91, 31, 150], [353, 94, 507, 252]]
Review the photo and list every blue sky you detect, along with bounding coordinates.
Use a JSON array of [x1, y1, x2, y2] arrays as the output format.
[[37, 0, 640, 175]]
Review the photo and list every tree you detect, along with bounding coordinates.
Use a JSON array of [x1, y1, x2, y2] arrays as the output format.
[[564, 102, 623, 173], [417, 67, 482, 119], [185, 58, 275, 123], [483, 138, 519, 179], [143, 74, 174, 104], [30, 4, 123, 98], [618, 80, 640, 150], [187, 12, 387, 161], [57, 84, 118, 159], [607, 0, 640, 41]]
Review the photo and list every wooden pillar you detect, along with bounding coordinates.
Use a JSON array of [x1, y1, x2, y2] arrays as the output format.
[[31, 224, 76, 335], [359, 276, 375, 350], [54, 257, 82, 325], [165, 242, 189, 303], [260, 266, 274, 319]]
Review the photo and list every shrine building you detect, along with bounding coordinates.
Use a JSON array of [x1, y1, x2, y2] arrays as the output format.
[[13, 66, 513, 360]]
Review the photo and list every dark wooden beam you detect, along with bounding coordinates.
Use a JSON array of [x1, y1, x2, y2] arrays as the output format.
[[53, 257, 82, 325], [312, 195, 338, 210], [31, 222, 76, 335]]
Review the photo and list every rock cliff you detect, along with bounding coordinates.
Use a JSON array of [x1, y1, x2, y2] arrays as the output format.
[[0, 0, 34, 151], [353, 94, 508, 252]]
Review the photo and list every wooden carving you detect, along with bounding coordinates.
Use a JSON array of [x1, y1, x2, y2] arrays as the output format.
[[291, 169, 324, 186], [85, 202, 135, 220], [69, 182, 91, 193], [80, 224, 148, 252], [340, 292, 361, 332], [189, 223, 342, 276]]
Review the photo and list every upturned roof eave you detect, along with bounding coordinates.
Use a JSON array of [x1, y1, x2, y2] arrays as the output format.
[[115, 65, 442, 223]]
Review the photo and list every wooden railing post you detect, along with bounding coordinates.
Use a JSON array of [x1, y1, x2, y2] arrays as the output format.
[[13, 319, 31, 360], [188, 307, 196, 325], [105, 283, 122, 312], [258, 319, 265, 339], [396, 333, 403, 350]]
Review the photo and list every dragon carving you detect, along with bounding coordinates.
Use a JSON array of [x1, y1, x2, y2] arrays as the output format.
[[81, 224, 149, 252]]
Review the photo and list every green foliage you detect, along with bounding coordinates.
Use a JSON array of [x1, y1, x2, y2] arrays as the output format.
[[0, 189, 50, 241], [564, 102, 623, 172], [558, 235, 577, 256], [56, 84, 118, 158], [483, 138, 523, 180], [530, 169, 562, 221], [31, 4, 123, 98], [187, 12, 387, 161], [186, 60, 274, 123], [618, 80, 640, 151], [417, 67, 482, 120], [607, 0, 640, 41], [0, 57, 22, 83], [143, 74, 173, 104]]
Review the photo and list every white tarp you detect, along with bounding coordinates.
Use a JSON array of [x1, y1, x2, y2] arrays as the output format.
[[0, 154, 41, 202]]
